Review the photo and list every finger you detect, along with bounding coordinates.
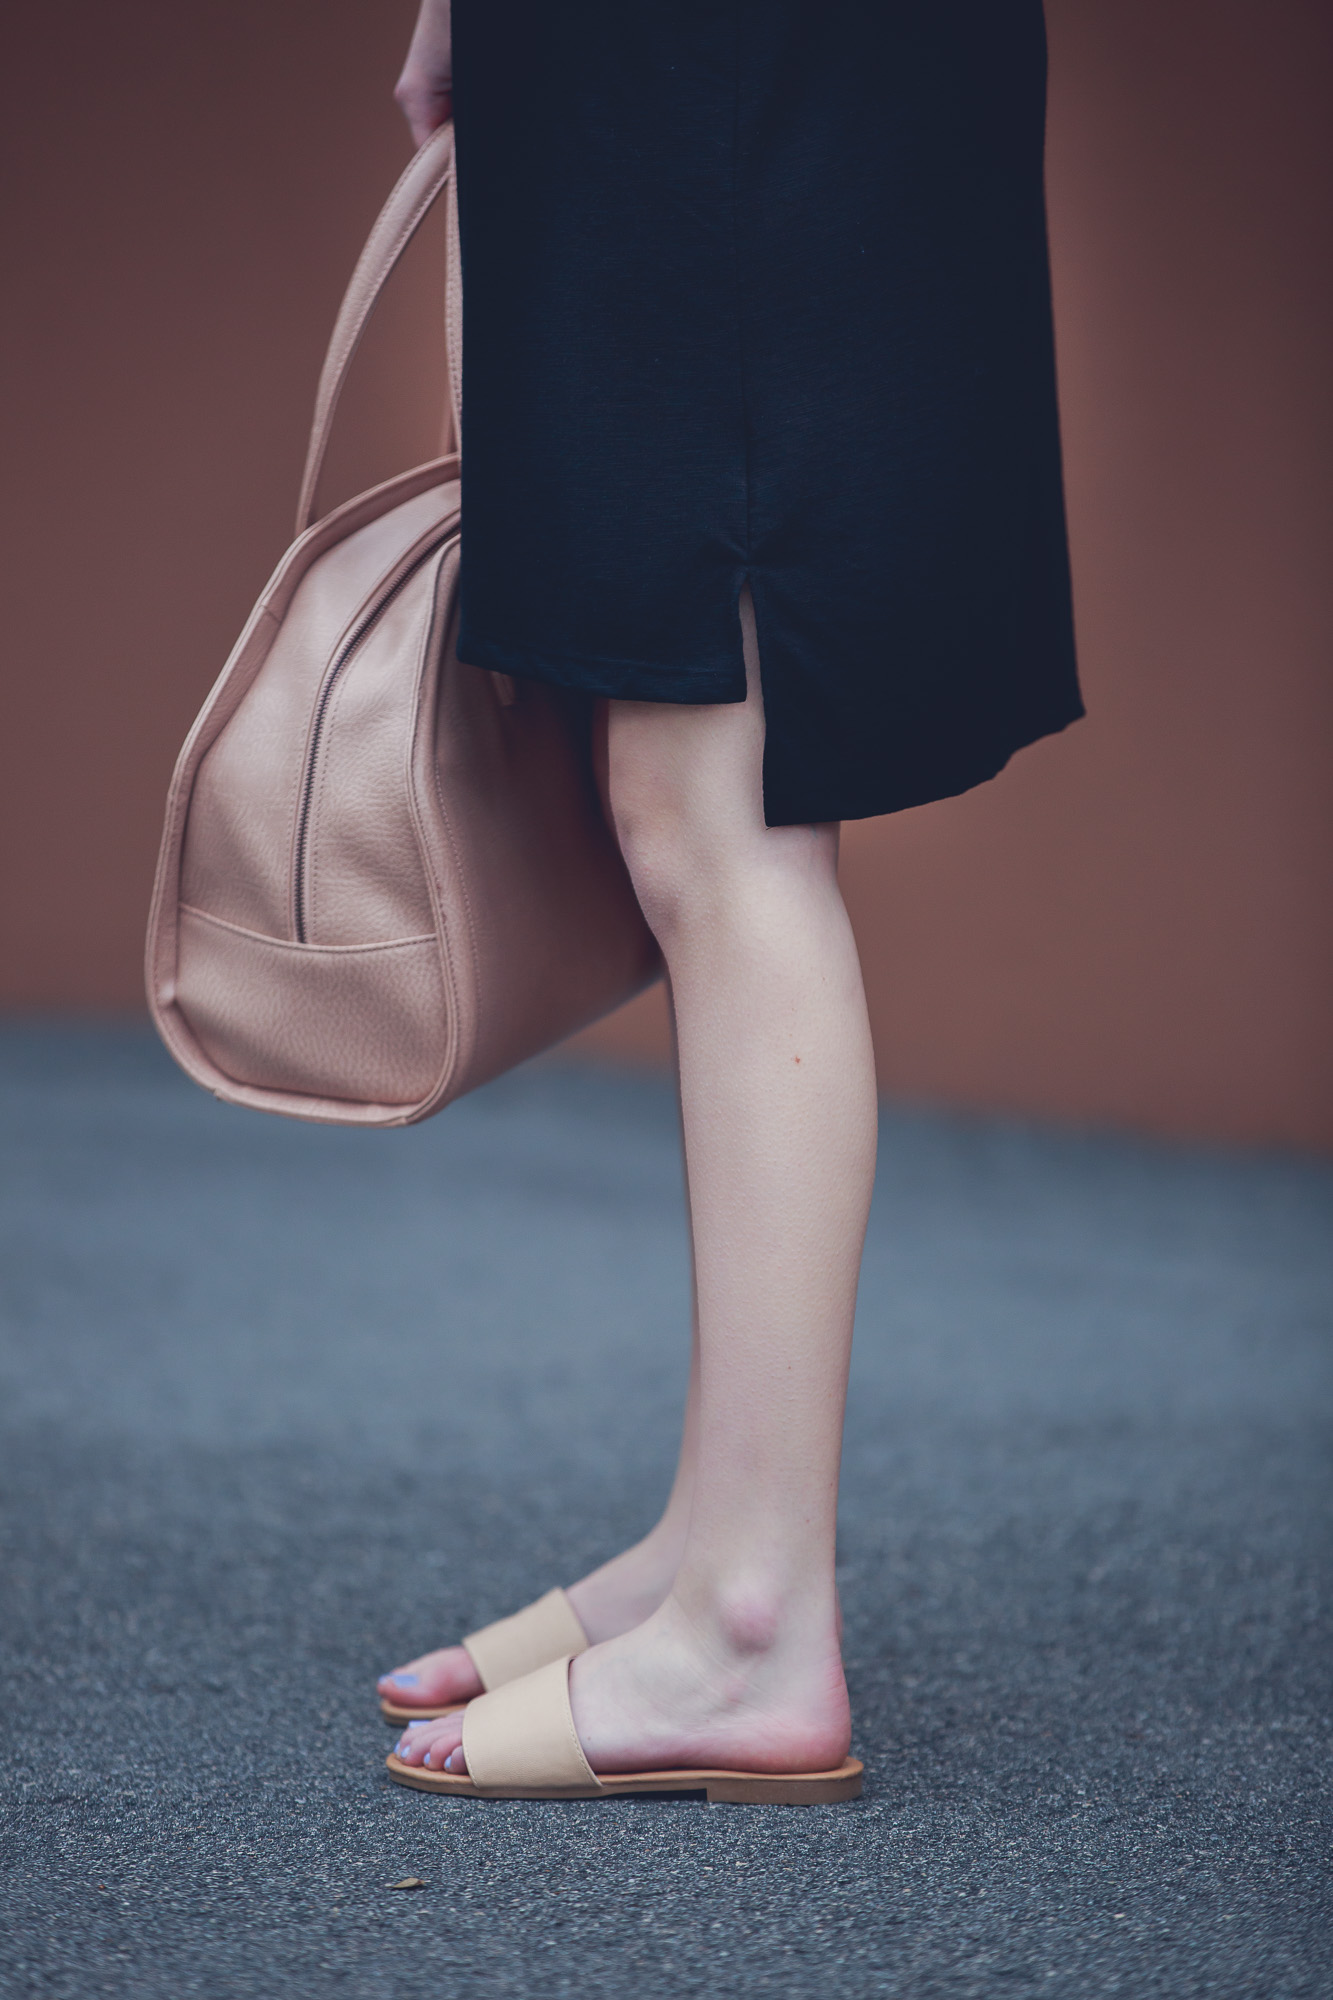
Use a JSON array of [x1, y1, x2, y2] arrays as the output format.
[[410, 100, 451, 148], [394, 78, 453, 147]]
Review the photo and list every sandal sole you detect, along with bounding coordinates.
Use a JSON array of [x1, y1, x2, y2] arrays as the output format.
[[380, 1698, 468, 1724], [385, 1751, 862, 1805]]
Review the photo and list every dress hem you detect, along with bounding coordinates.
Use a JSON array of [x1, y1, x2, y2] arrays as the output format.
[[763, 701, 1087, 828], [459, 611, 1085, 826], [457, 624, 748, 707]]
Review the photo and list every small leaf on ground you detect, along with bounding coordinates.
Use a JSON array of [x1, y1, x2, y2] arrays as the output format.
[[388, 1877, 426, 1891]]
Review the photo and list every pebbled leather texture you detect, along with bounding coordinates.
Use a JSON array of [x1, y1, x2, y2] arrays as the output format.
[[175, 910, 444, 1106], [146, 124, 660, 1128]]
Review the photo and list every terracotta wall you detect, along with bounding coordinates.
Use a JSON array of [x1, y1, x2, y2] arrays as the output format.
[[2, 2, 1330, 1148]]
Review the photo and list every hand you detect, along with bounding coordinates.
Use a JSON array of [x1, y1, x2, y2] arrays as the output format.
[[395, 0, 452, 146]]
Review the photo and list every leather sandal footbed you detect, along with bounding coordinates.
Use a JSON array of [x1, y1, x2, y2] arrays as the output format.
[[385, 1750, 863, 1805], [381, 1696, 466, 1723]]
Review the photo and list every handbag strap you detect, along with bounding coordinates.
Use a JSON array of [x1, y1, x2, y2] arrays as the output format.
[[295, 122, 461, 536]]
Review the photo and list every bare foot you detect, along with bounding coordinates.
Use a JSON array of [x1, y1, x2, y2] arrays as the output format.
[[392, 1586, 850, 1777], [376, 1527, 684, 1710], [377, 1645, 483, 1711]]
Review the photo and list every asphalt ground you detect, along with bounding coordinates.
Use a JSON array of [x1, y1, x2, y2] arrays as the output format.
[[0, 1023, 1329, 1998]]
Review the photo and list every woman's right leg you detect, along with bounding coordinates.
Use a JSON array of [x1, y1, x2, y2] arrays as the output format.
[[395, 592, 878, 1778]]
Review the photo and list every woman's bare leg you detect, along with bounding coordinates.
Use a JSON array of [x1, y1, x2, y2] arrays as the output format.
[[396, 593, 878, 1772], [377, 1023, 701, 1707], [377, 1319, 699, 1706]]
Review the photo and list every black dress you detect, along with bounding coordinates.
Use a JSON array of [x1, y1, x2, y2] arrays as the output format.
[[451, 0, 1083, 828]]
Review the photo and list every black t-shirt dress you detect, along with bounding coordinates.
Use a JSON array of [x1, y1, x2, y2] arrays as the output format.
[[451, 0, 1083, 827]]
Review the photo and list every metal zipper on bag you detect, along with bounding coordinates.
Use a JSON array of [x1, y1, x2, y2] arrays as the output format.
[[292, 536, 450, 944]]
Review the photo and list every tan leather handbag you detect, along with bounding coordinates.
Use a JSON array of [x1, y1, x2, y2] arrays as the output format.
[[146, 125, 660, 1126]]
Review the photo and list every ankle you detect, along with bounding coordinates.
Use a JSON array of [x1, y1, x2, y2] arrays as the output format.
[[567, 1525, 684, 1639], [631, 1509, 691, 1578], [672, 1570, 840, 1670]]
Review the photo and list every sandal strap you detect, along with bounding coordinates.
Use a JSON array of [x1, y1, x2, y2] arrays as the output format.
[[461, 1656, 603, 1794], [461, 1587, 589, 1691]]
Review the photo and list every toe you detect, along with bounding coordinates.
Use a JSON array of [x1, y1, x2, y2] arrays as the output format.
[[378, 1669, 423, 1695], [393, 1719, 439, 1765], [394, 1714, 464, 1767], [377, 1645, 483, 1706]]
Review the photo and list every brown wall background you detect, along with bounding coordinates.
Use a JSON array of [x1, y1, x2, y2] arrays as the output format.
[[2, 2, 1330, 1148]]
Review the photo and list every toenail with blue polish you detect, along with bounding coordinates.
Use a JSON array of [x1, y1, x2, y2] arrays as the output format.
[[389, 1673, 420, 1687]]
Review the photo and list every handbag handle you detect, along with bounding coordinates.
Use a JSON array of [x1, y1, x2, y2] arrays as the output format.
[[295, 122, 461, 537]]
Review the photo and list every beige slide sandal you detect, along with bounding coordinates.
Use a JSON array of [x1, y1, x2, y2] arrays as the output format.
[[378, 1586, 590, 1723], [385, 1655, 863, 1805]]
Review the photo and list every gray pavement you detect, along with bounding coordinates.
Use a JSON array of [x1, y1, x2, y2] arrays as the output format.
[[0, 1022, 1329, 1998]]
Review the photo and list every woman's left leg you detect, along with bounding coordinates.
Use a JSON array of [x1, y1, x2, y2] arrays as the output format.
[[376, 1296, 700, 1709]]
